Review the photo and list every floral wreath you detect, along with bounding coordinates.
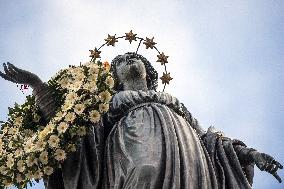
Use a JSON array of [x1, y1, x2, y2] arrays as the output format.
[[0, 30, 172, 188]]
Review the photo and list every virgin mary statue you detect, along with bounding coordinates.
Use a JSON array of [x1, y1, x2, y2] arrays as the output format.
[[0, 52, 282, 189]]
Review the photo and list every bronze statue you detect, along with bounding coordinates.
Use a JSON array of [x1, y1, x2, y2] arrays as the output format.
[[0, 52, 282, 188]]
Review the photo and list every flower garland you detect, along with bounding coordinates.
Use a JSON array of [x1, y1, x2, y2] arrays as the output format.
[[0, 60, 113, 188], [0, 30, 171, 188]]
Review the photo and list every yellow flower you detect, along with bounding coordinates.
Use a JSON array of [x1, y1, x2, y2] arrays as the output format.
[[74, 104, 85, 115], [44, 166, 54, 176], [48, 135, 60, 148], [57, 122, 69, 134], [39, 151, 49, 165], [99, 91, 112, 102], [65, 112, 76, 123], [89, 110, 101, 123], [105, 76, 114, 88], [99, 103, 109, 113], [55, 149, 66, 161]]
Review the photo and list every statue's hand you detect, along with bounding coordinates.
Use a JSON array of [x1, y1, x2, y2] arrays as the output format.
[[0, 62, 43, 89], [251, 151, 283, 183]]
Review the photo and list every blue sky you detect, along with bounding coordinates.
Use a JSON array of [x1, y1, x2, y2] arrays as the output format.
[[0, 0, 283, 188]]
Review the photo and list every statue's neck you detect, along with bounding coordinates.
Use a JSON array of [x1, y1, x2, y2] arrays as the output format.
[[123, 78, 147, 91]]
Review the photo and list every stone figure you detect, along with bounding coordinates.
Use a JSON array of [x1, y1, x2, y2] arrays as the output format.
[[0, 52, 283, 189]]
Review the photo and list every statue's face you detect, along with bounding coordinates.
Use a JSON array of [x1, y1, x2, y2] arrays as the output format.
[[115, 53, 147, 84]]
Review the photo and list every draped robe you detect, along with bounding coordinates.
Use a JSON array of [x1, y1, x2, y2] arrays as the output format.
[[103, 90, 254, 189], [45, 90, 254, 189]]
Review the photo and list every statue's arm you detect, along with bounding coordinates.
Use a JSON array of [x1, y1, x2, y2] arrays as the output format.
[[0, 62, 58, 121], [234, 144, 283, 183], [32, 82, 58, 121]]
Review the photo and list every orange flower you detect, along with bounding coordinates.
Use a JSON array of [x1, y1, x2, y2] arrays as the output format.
[[103, 61, 111, 71]]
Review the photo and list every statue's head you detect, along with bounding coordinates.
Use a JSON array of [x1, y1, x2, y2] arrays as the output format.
[[111, 52, 158, 91]]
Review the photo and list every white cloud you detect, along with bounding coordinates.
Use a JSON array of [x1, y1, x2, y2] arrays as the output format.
[[0, 1, 283, 188]]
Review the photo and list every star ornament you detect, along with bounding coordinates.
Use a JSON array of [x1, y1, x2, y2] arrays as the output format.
[[157, 52, 169, 65], [125, 30, 137, 44], [104, 34, 118, 46], [160, 72, 173, 85], [89, 48, 101, 59], [143, 37, 157, 49]]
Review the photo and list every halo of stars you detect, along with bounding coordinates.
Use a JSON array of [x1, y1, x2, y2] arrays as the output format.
[[89, 30, 173, 91]]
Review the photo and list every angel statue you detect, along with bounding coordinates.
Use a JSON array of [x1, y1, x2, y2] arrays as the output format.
[[0, 34, 283, 189]]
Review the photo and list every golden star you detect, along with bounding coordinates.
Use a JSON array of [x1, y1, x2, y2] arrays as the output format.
[[143, 37, 156, 49], [125, 30, 137, 44], [157, 52, 169, 65], [89, 48, 101, 59], [104, 34, 118, 46], [160, 72, 173, 84]]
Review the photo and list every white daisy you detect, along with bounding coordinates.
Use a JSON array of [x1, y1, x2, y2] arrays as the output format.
[[44, 166, 54, 176], [77, 126, 86, 137], [48, 135, 60, 148], [16, 173, 23, 183], [35, 140, 46, 152], [99, 103, 109, 113], [55, 149, 66, 161], [33, 170, 43, 180], [74, 104, 85, 115], [89, 110, 101, 123], [57, 122, 69, 134], [87, 74, 98, 82], [26, 157, 37, 167], [99, 91, 112, 102], [65, 112, 76, 123], [39, 151, 49, 165], [105, 76, 114, 88], [17, 160, 25, 173]]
